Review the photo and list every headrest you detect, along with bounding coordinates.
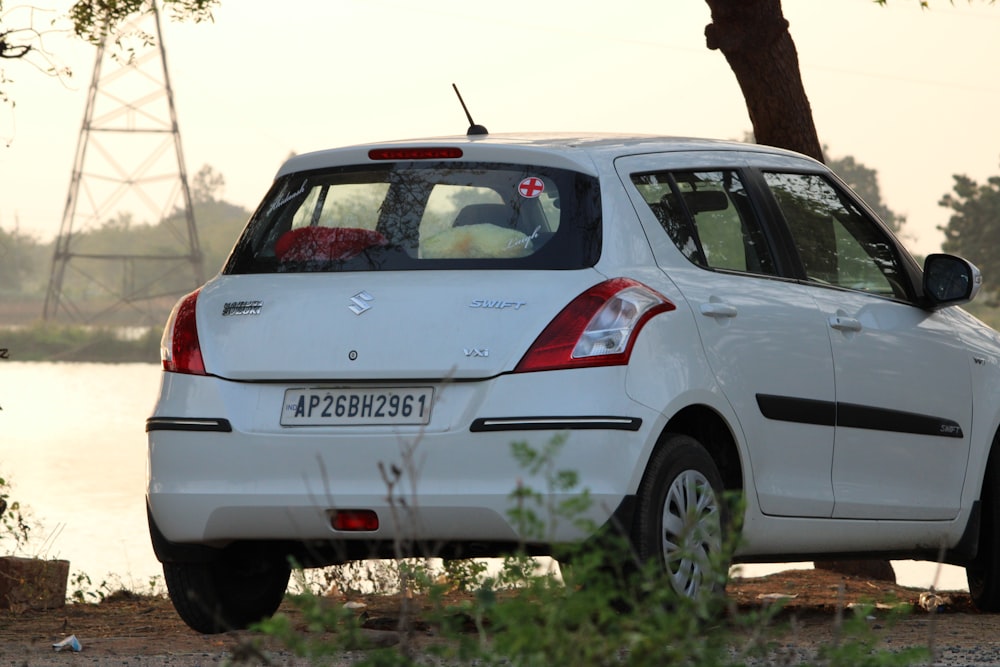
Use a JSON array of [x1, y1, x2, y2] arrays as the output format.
[[664, 190, 729, 214], [453, 203, 515, 228]]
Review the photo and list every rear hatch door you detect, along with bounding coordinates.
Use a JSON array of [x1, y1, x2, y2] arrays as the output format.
[[197, 269, 606, 381]]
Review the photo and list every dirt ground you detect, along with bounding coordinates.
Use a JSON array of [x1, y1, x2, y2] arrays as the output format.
[[1, 568, 997, 666]]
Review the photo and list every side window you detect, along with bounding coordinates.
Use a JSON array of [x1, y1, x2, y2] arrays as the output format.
[[631, 170, 776, 275], [763, 172, 908, 299]]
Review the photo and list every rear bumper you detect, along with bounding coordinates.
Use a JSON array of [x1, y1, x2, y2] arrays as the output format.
[[146, 494, 638, 566], [146, 368, 663, 550]]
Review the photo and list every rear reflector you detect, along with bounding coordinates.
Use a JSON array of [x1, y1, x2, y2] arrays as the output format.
[[368, 147, 463, 160], [331, 510, 379, 532]]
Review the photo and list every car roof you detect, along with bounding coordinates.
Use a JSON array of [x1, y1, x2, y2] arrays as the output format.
[[276, 133, 821, 178]]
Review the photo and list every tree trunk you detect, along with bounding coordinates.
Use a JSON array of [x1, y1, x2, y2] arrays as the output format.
[[703, 0, 824, 163], [815, 559, 897, 584], [704, 0, 896, 584]]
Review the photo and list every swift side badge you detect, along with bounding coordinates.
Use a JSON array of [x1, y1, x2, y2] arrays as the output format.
[[469, 299, 526, 310]]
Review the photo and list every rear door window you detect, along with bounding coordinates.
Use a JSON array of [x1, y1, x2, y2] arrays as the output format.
[[225, 162, 601, 273], [631, 170, 777, 276]]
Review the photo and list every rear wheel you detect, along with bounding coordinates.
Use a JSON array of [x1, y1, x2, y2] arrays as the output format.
[[633, 433, 728, 603], [163, 550, 291, 634]]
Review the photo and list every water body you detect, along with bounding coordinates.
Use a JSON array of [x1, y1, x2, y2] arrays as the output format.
[[0, 362, 969, 593]]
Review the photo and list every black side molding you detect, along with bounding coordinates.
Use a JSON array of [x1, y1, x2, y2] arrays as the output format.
[[756, 394, 963, 439], [146, 417, 233, 433], [756, 395, 835, 427]]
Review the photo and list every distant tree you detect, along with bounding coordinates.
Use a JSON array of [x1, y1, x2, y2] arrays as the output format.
[[939, 168, 1000, 299], [101, 211, 134, 232], [191, 164, 225, 204], [0, 224, 41, 293]]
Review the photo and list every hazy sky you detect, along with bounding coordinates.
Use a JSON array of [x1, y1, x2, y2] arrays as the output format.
[[2, 0, 999, 260]]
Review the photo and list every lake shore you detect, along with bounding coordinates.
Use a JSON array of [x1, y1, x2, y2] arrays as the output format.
[[0, 323, 160, 363]]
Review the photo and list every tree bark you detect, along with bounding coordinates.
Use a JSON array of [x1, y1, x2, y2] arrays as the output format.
[[704, 0, 896, 584], [703, 0, 824, 163]]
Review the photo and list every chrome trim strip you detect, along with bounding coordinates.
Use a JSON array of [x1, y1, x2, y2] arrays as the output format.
[[146, 417, 233, 433], [469, 416, 641, 432]]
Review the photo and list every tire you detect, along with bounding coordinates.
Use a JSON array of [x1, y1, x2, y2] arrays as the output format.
[[968, 459, 1000, 611], [633, 433, 728, 603], [163, 551, 291, 634]]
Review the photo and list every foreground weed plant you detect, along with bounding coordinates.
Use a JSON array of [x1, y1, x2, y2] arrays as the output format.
[[254, 437, 930, 666], [68, 570, 165, 604], [0, 474, 33, 553], [817, 603, 928, 667]]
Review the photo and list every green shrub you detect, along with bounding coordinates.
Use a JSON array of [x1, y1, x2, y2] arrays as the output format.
[[252, 436, 930, 666], [0, 324, 160, 362]]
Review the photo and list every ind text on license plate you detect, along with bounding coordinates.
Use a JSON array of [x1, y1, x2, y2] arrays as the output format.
[[281, 387, 433, 426]]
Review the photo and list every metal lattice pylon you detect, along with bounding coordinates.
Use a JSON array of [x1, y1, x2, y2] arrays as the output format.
[[43, 1, 204, 324]]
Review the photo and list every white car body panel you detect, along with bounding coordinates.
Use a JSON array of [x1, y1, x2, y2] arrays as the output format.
[[617, 152, 840, 519], [811, 288, 973, 520], [196, 270, 607, 381], [147, 133, 1000, 575], [149, 367, 666, 544]]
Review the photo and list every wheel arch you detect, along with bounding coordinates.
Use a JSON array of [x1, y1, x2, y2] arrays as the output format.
[[657, 404, 744, 493], [960, 425, 1000, 561], [975, 426, 1000, 501]]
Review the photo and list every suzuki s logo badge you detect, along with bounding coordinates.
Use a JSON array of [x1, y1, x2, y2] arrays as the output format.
[[349, 291, 374, 315]]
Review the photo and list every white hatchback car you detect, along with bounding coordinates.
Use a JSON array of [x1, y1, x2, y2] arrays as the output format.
[[148, 133, 999, 633]]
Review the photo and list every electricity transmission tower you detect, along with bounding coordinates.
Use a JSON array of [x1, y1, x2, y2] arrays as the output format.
[[43, 1, 204, 325]]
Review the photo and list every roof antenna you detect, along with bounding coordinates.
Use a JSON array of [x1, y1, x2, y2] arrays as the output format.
[[452, 83, 488, 136]]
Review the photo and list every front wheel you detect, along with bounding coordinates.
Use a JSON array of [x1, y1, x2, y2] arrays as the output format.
[[968, 459, 1000, 611], [633, 433, 728, 604], [163, 550, 291, 634]]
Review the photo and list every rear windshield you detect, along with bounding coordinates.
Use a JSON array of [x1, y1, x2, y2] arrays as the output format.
[[224, 161, 602, 273]]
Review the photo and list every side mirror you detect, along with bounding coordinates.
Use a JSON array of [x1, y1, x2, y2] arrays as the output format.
[[923, 254, 982, 309]]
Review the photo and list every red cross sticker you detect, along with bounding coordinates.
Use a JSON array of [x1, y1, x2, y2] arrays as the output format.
[[518, 177, 545, 199]]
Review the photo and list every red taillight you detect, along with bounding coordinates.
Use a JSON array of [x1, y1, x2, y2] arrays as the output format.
[[367, 147, 463, 160], [331, 510, 379, 532], [514, 278, 675, 373], [161, 289, 206, 375]]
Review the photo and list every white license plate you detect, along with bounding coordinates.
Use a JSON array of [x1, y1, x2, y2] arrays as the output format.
[[281, 387, 433, 426]]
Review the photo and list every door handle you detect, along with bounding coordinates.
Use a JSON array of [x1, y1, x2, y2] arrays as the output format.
[[700, 302, 738, 318], [829, 315, 862, 332]]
